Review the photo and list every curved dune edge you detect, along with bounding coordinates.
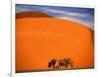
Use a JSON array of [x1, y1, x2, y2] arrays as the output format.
[[16, 12, 94, 72], [57, 17, 94, 30], [16, 12, 94, 30], [16, 12, 53, 19]]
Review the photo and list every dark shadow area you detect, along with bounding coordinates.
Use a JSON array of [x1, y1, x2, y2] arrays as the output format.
[[16, 12, 52, 19], [90, 30, 94, 48], [16, 67, 94, 73]]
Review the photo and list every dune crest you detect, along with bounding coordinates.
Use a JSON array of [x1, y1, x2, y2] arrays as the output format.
[[16, 12, 52, 19]]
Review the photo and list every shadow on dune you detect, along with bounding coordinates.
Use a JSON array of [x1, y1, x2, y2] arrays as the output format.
[[16, 12, 52, 19]]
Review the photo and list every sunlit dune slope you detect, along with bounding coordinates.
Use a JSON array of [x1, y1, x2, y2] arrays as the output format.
[[16, 12, 94, 72]]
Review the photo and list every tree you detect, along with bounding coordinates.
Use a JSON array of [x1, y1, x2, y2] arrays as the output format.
[[48, 59, 57, 69], [57, 58, 74, 69]]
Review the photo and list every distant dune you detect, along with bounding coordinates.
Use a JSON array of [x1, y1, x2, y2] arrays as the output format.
[[16, 12, 94, 72], [16, 12, 52, 19]]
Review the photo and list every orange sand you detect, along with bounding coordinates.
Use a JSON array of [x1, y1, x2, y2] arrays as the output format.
[[16, 12, 94, 72]]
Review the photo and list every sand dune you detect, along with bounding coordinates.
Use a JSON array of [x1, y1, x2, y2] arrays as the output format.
[[16, 12, 52, 19], [16, 12, 94, 72]]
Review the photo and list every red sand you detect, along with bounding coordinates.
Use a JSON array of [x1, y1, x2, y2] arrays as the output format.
[[16, 12, 94, 72]]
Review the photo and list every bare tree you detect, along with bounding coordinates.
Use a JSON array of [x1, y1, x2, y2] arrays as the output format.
[[48, 58, 74, 69], [57, 58, 74, 69], [48, 59, 57, 69]]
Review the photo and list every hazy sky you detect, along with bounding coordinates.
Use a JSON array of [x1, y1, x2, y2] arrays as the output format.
[[16, 4, 94, 30]]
